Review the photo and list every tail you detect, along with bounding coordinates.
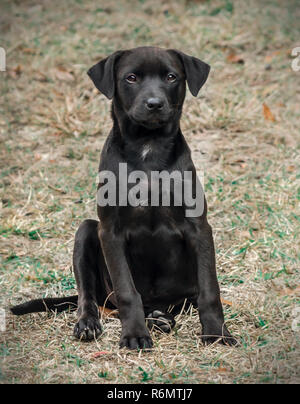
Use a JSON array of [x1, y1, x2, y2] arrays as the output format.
[[10, 295, 78, 315]]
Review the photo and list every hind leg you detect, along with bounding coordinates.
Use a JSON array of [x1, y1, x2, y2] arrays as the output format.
[[73, 219, 111, 341], [146, 310, 176, 333], [145, 298, 197, 333]]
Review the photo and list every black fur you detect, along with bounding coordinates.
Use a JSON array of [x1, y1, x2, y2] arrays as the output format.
[[11, 47, 236, 349]]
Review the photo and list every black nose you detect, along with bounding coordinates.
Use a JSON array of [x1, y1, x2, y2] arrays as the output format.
[[145, 97, 164, 111]]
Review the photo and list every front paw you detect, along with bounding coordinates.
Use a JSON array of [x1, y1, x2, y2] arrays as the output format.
[[201, 326, 238, 346], [119, 327, 153, 350], [74, 316, 103, 341]]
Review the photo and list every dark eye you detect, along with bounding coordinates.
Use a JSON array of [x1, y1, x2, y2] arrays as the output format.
[[166, 73, 176, 82], [126, 74, 137, 83]]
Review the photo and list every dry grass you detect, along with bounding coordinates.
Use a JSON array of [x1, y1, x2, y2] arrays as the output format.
[[0, 0, 299, 384]]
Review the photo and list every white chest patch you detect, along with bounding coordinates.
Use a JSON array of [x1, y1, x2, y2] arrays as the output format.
[[141, 145, 151, 160]]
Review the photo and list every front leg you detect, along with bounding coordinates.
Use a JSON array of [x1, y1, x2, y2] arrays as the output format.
[[99, 228, 153, 350], [190, 221, 237, 346]]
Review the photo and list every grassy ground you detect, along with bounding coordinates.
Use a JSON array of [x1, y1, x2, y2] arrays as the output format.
[[0, 0, 299, 384]]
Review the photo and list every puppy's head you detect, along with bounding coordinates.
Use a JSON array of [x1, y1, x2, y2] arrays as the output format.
[[88, 47, 210, 130]]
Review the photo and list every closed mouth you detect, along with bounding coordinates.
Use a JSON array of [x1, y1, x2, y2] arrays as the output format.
[[140, 120, 167, 129], [130, 113, 171, 129]]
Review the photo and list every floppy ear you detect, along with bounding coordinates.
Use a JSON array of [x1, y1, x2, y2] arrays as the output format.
[[169, 50, 210, 97], [87, 51, 123, 99]]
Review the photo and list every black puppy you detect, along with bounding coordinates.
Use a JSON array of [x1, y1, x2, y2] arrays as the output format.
[[11, 47, 236, 349]]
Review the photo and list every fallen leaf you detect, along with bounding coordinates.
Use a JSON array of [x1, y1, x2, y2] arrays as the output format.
[[34, 70, 48, 82], [286, 165, 295, 172], [25, 276, 41, 282], [91, 351, 111, 359], [221, 298, 232, 306], [263, 103, 276, 122], [52, 89, 64, 98], [226, 52, 244, 64], [54, 66, 75, 82], [22, 47, 37, 55], [216, 367, 228, 372], [8, 65, 23, 78], [14, 65, 22, 74], [230, 159, 247, 168], [99, 306, 118, 318]]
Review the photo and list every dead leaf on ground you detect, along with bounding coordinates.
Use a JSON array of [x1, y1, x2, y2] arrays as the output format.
[[53, 66, 75, 82], [286, 165, 295, 172], [34, 70, 49, 82], [99, 306, 119, 318], [230, 159, 247, 168], [22, 47, 37, 55], [25, 276, 42, 282], [216, 367, 228, 373], [8, 65, 23, 78], [263, 103, 276, 122], [52, 89, 65, 98], [226, 52, 245, 64], [91, 351, 112, 359], [221, 298, 233, 306]]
